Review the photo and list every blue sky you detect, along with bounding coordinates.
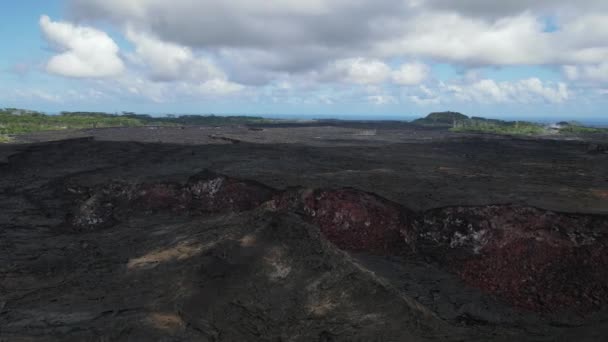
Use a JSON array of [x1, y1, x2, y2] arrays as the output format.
[[1, 1, 608, 122]]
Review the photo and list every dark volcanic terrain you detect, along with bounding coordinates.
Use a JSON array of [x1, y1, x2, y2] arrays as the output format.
[[1, 124, 607, 341]]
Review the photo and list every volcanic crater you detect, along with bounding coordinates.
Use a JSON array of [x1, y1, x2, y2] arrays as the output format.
[[2, 127, 608, 341], [66, 170, 608, 315]]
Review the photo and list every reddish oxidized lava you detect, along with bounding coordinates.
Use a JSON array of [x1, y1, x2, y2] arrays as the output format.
[[458, 238, 607, 312], [268, 188, 416, 255], [136, 183, 187, 210], [66, 172, 608, 314], [68, 170, 276, 230], [187, 171, 276, 213], [416, 205, 608, 312]]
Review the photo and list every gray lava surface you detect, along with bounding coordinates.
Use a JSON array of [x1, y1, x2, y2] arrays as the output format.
[[1, 124, 608, 341]]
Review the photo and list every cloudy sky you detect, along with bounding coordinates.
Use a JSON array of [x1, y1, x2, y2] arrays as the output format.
[[2, 0, 608, 120]]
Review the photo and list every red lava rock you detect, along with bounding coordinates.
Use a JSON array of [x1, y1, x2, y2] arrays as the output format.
[[458, 238, 608, 313], [270, 188, 416, 254], [416, 205, 608, 313], [187, 171, 276, 213], [66, 172, 608, 314], [67, 171, 276, 229], [135, 183, 187, 210]]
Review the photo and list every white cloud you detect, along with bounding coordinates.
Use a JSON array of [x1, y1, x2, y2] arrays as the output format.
[[197, 79, 245, 96], [446, 78, 569, 104], [125, 29, 225, 82], [329, 58, 392, 85], [420, 0, 608, 19], [368, 94, 398, 105], [392, 62, 430, 85], [7, 87, 114, 104], [13, 89, 63, 103], [406, 85, 441, 105], [40, 15, 124, 78], [68, 0, 608, 70], [563, 63, 608, 83], [91, 72, 246, 104], [377, 13, 553, 65], [118, 30, 245, 99], [32, 1, 608, 108], [322, 59, 430, 86]]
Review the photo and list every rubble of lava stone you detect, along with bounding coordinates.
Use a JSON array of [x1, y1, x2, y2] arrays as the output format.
[[415, 205, 608, 313], [266, 187, 416, 254], [66, 170, 276, 231], [65, 171, 608, 314]]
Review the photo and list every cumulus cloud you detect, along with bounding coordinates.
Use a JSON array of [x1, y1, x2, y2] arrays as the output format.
[[120, 29, 245, 99], [406, 85, 441, 105], [42, 0, 608, 107], [197, 79, 245, 96], [65, 0, 419, 78], [125, 29, 225, 82], [68, 0, 608, 70], [446, 78, 569, 104], [392, 62, 430, 85], [420, 0, 608, 18], [377, 13, 553, 66], [320, 59, 430, 86], [328, 58, 392, 85], [563, 63, 608, 83], [91, 72, 246, 104], [40, 15, 124, 78], [368, 94, 398, 105], [69, 0, 407, 51]]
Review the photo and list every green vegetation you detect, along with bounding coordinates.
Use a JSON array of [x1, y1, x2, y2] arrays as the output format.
[[412, 112, 546, 135], [412, 111, 469, 127], [0, 108, 276, 142], [0, 109, 144, 136], [64, 111, 273, 126], [556, 121, 607, 134], [411, 112, 607, 136], [450, 117, 546, 135]]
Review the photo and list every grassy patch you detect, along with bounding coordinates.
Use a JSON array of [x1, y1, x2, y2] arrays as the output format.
[[0, 134, 11, 143], [0, 109, 277, 142], [450, 118, 546, 135], [64, 111, 274, 126], [414, 112, 607, 136], [558, 124, 607, 134], [0, 110, 144, 136]]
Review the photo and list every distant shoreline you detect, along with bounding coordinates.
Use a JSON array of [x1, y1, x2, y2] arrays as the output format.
[[39, 112, 608, 127]]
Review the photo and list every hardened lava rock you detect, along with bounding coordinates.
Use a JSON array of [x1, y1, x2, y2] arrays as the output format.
[[416, 205, 608, 312]]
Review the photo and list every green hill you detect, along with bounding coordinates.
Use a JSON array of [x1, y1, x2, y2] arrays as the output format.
[[412, 111, 546, 135], [412, 111, 469, 127], [451, 117, 546, 135]]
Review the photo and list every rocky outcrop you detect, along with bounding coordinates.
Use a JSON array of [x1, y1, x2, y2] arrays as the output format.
[[67, 170, 276, 231], [268, 188, 416, 254], [187, 170, 276, 213], [65, 172, 608, 314], [588, 143, 608, 154], [415, 205, 608, 313]]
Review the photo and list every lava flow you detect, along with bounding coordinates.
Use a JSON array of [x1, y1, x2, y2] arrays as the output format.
[[66, 171, 608, 314]]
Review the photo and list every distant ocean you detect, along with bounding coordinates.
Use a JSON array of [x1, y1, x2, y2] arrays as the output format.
[[580, 120, 608, 128]]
